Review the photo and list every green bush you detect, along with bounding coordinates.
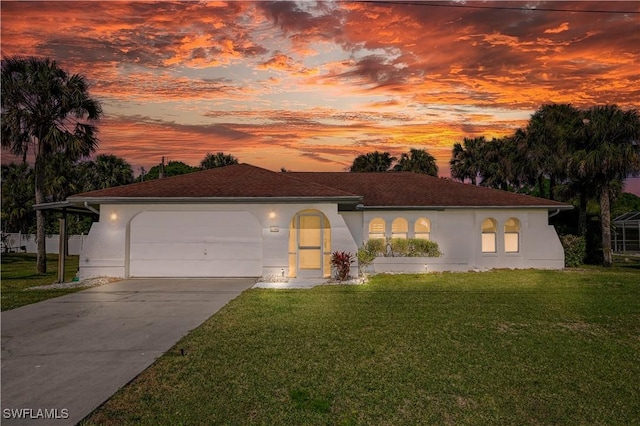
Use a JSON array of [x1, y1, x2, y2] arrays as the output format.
[[560, 234, 586, 267], [357, 246, 377, 275], [362, 238, 442, 259], [363, 238, 386, 257], [389, 238, 442, 257], [390, 238, 411, 256], [407, 238, 442, 257]]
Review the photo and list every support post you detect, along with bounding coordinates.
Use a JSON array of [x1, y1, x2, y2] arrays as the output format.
[[57, 211, 67, 283]]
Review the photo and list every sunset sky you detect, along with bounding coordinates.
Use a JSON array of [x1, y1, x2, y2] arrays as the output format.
[[2, 1, 639, 193]]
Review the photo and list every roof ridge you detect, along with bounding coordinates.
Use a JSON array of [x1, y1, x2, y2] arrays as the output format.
[[68, 163, 246, 198], [435, 175, 569, 205], [236, 164, 359, 197], [280, 171, 359, 197], [68, 163, 362, 201], [292, 170, 571, 208]]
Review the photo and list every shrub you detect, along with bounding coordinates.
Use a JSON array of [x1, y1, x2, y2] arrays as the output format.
[[363, 238, 386, 257], [408, 238, 442, 257], [331, 251, 354, 281], [360, 238, 442, 260], [389, 238, 442, 257], [560, 234, 586, 267], [390, 238, 411, 256], [357, 246, 376, 276]]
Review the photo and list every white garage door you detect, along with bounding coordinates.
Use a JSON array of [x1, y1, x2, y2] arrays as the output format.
[[129, 211, 262, 277]]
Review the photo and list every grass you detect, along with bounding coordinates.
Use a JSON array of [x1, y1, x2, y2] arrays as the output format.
[[1, 253, 81, 311], [83, 263, 640, 425]]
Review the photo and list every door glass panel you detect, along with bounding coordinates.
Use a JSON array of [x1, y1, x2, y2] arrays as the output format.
[[300, 248, 321, 269], [299, 215, 321, 247], [288, 253, 297, 277], [288, 218, 297, 277], [323, 224, 331, 251], [299, 214, 322, 270]]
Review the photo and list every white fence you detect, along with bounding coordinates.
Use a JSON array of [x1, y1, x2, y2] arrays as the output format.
[[2, 233, 86, 255]]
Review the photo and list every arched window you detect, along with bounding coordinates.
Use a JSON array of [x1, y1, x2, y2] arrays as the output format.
[[368, 218, 386, 240], [482, 218, 497, 253], [415, 218, 431, 240], [504, 218, 520, 253], [392, 218, 408, 239]]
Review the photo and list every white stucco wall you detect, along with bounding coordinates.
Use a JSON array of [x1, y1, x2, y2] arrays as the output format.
[[79, 204, 563, 279], [79, 202, 358, 279], [361, 208, 564, 272]]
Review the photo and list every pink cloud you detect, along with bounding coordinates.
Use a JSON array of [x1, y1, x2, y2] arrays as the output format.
[[1, 1, 638, 184]]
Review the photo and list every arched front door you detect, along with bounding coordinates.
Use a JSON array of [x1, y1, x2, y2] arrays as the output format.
[[289, 210, 331, 278]]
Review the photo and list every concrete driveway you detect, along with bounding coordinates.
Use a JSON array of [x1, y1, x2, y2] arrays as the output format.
[[1, 278, 255, 425]]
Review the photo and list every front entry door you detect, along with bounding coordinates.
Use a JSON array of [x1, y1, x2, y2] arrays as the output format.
[[297, 213, 323, 278]]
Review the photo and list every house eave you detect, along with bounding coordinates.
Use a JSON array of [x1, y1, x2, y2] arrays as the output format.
[[66, 195, 363, 205], [359, 205, 573, 211], [32, 201, 99, 215]]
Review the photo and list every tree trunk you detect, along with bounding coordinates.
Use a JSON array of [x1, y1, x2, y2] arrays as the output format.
[[578, 190, 588, 237], [549, 175, 556, 201], [538, 175, 545, 199], [35, 149, 47, 274], [600, 185, 613, 267]]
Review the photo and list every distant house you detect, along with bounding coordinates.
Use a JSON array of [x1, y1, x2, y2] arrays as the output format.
[[64, 163, 571, 280]]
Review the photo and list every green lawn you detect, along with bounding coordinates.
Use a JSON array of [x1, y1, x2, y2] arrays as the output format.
[[83, 265, 640, 425], [1, 253, 81, 311]]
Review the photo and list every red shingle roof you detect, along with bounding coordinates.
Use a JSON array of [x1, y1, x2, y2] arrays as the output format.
[[69, 164, 358, 200], [69, 163, 570, 209], [293, 172, 569, 208]]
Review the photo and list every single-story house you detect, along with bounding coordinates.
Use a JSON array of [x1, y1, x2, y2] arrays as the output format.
[[64, 163, 572, 280]]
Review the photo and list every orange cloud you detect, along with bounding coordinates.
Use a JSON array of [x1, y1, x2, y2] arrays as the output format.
[[545, 22, 570, 34], [1, 1, 638, 192], [256, 53, 318, 76]]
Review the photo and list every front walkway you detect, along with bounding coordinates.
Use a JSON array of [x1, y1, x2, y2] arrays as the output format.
[[1, 278, 254, 425], [253, 277, 328, 289]]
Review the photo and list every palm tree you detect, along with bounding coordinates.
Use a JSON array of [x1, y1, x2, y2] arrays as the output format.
[[525, 104, 582, 200], [393, 148, 438, 176], [478, 137, 520, 191], [570, 105, 640, 266], [1, 56, 102, 273], [81, 154, 134, 191], [1, 163, 35, 234], [45, 153, 82, 202], [350, 151, 396, 172], [450, 137, 485, 185], [200, 152, 239, 169], [558, 178, 596, 238]]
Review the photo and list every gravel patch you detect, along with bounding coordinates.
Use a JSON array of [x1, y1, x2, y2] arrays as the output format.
[[26, 277, 120, 291]]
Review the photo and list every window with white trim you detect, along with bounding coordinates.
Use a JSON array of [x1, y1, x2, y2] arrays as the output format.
[[482, 218, 497, 253], [368, 218, 386, 239], [415, 218, 431, 240], [504, 218, 520, 253], [392, 218, 408, 239]]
